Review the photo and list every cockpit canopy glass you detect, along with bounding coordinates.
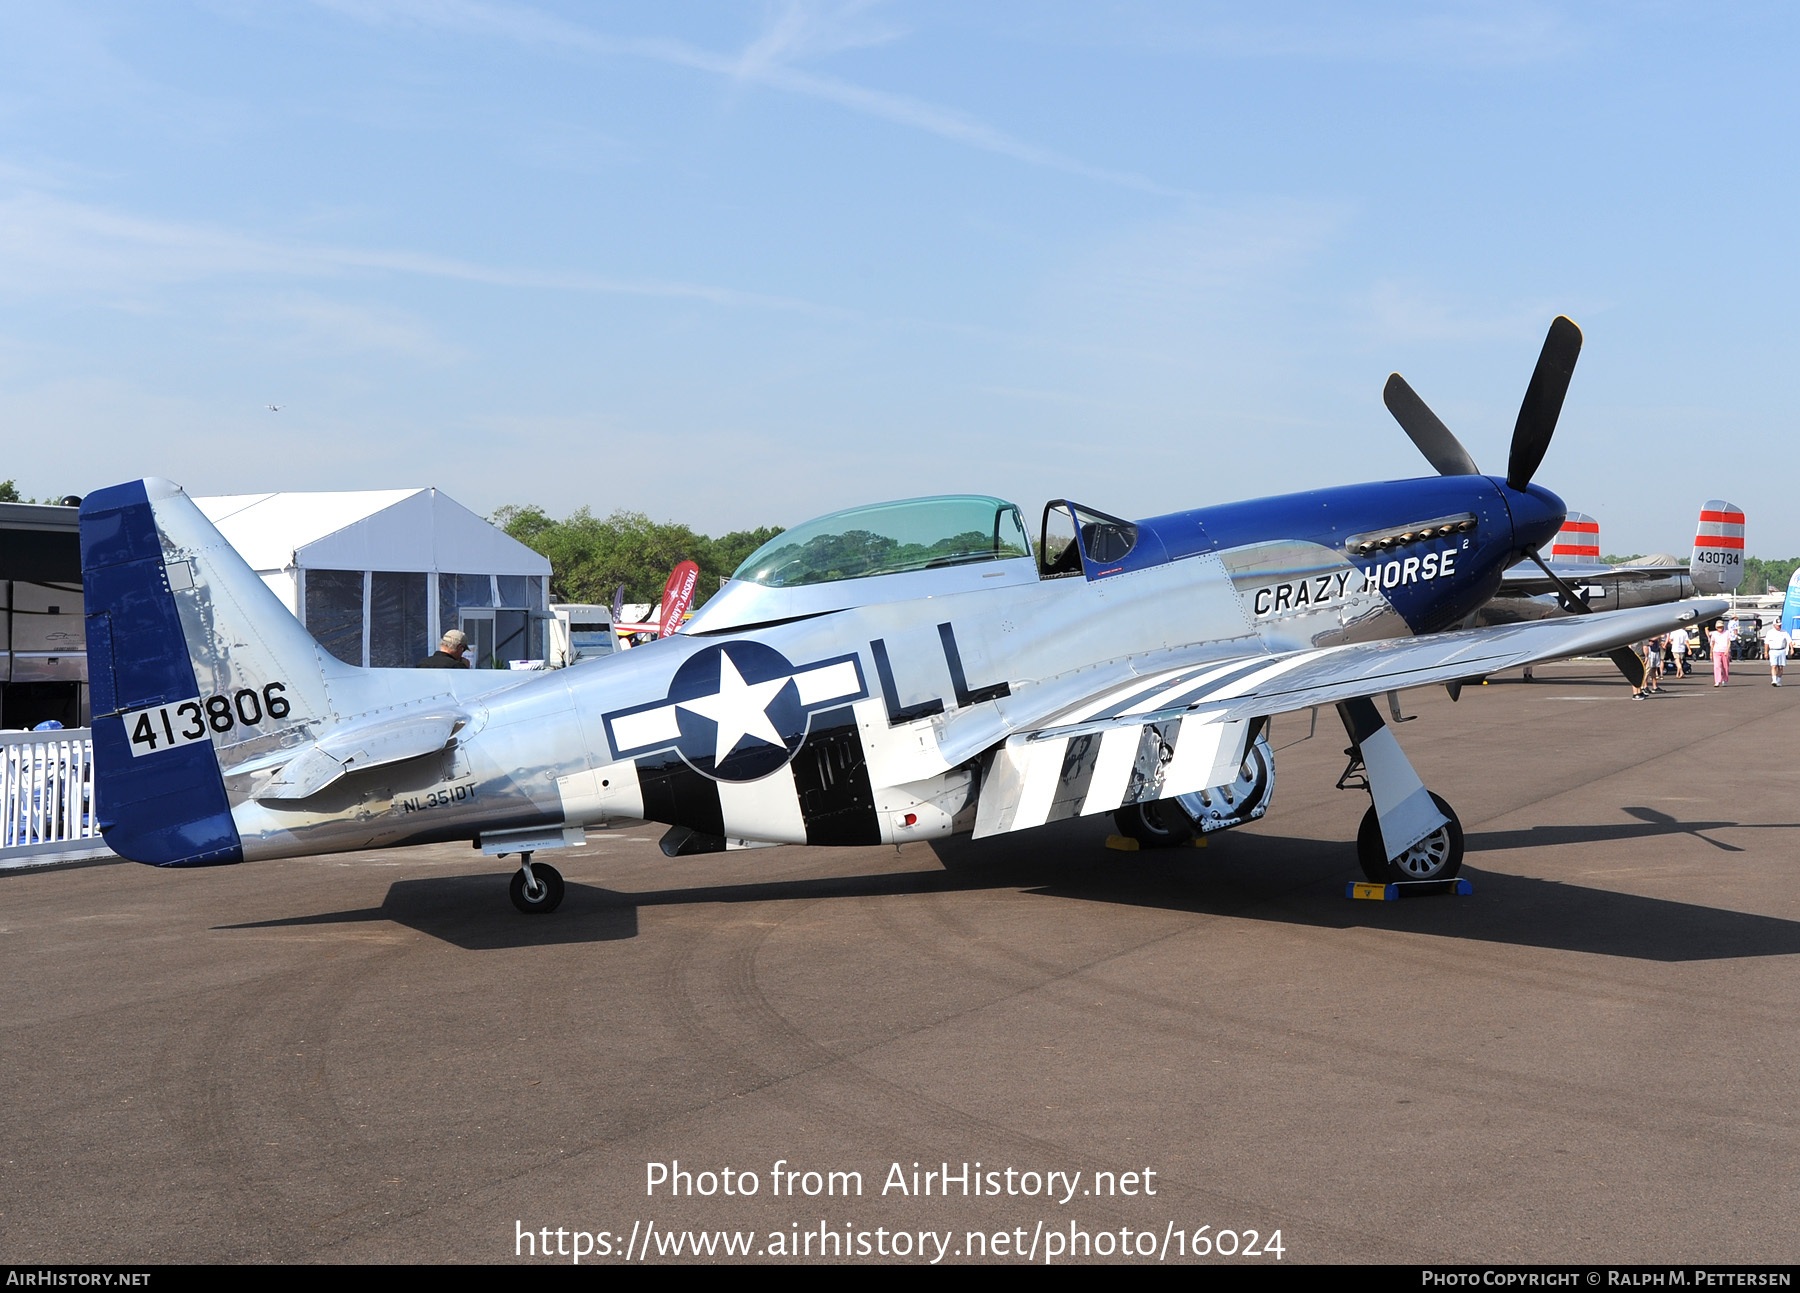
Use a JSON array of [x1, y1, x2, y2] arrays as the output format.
[[733, 495, 1032, 588], [1040, 500, 1137, 578]]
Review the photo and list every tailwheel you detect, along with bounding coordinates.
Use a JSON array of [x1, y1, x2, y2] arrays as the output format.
[[1112, 799, 1196, 849], [509, 856, 565, 914], [1355, 792, 1463, 884]]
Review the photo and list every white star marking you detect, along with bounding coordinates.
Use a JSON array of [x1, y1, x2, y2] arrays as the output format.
[[676, 653, 791, 764]]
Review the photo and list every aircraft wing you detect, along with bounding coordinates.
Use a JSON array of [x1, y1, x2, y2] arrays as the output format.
[[972, 597, 1724, 838], [1497, 560, 1680, 596]]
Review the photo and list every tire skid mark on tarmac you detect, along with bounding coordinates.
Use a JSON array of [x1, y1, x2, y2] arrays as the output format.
[[155, 946, 412, 1261], [651, 915, 785, 1104], [1013, 929, 1800, 1152], [862, 883, 1178, 997], [300, 863, 1748, 1265], [813, 876, 1800, 1169], [673, 898, 841, 1080], [647, 887, 1425, 1261], [373, 883, 1413, 1262], [293, 824, 1796, 1261]]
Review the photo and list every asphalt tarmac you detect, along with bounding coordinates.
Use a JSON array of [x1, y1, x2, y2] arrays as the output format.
[[4, 660, 1797, 1265]]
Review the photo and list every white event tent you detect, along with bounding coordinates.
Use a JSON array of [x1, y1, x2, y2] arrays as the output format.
[[194, 489, 551, 669]]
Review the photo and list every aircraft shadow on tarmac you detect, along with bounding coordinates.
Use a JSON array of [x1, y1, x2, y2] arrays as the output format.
[[1467, 804, 1800, 854], [1003, 812, 1800, 964], [219, 803, 1800, 961], [221, 867, 1011, 952]]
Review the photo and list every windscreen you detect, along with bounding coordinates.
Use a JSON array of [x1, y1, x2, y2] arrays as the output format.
[[733, 496, 1030, 588]]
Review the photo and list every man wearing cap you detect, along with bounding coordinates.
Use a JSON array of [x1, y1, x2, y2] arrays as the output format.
[[1764, 620, 1790, 686], [418, 628, 472, 669]]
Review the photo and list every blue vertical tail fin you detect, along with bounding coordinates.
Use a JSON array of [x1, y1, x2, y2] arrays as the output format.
[[81, 478, 343, 866]]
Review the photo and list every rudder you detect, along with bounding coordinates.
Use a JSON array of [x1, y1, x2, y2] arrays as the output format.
[[1549, 511, 1599, 563], [1692, 500, 1745, 594], [82, 480, 242, 865], [81, 478, 344, 865]]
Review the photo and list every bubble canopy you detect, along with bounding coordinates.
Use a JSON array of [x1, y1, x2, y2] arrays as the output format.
[[732, 495, 1032, 588]]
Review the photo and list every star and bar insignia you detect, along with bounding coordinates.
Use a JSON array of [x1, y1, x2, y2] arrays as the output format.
[[602, 641, 868, 782]]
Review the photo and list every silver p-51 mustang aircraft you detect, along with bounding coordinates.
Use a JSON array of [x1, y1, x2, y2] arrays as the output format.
[[81, 318, 1724, 911]]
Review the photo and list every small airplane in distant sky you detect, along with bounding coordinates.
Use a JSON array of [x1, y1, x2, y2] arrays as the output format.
[[265, 405, 281, 412], [80, 316, 1725, 914]]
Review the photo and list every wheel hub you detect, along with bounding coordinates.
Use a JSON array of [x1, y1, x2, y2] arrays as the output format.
[[1393, 827, 1452, 878]]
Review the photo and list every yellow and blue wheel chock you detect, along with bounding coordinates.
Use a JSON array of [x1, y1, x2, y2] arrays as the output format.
[[1346, 878, 1473, 901], [1106, 835, 1208, 851]]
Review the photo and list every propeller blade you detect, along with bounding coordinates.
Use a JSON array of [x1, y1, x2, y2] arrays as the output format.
[[1608, 646, 1648, 690], [1383, 374, 1481, 476], [1527, 550, 1590, 616], [1525, 551, 1648, 688], [1506, 315, 1583, 491]]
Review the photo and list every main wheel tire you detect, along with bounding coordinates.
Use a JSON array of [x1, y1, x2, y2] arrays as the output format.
[[1113, 799, 1196, 849], [1175, 734, 1275, 835], [510, 861, 565, 914], [1355, 793, 1463, 883]]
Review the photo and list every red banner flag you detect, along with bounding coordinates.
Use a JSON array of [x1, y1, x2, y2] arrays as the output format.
[[658, 561, 700, 638]]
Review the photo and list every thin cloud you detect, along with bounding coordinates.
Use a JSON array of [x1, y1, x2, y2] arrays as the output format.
[[0, 188, 851, 316], [261, 293, 466, 363], [730, 0, 905, 80], [312, 0, 1193, 198], [1189, 8, 1579, 66], [1362, 282, 1591, 344], [1010, 2, 1582, 68]]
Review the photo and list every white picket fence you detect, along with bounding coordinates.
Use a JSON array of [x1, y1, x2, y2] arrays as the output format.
[[1, 728, 113, 866]]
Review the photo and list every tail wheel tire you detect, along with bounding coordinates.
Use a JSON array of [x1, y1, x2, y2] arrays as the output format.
[[1113, 799, 1196, 849], [1356, 793, 1463, 884], [510, 862, 565, 914]]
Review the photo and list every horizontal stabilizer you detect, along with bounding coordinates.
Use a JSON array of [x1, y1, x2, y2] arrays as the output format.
[[251, 709, 465, 800]]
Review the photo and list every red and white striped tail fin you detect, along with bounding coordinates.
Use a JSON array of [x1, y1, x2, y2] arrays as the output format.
[[1549, 512, 1600, 562], [1692, 500, 1745, 593]]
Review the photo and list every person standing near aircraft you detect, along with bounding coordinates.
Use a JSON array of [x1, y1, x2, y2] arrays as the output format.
[[1634, 638, 1662, 698], [1764, 622, 1790, 685], [1709, 621, 1733, 686], [417, 628, 471, 669], [1668, 628, 1689, 678]]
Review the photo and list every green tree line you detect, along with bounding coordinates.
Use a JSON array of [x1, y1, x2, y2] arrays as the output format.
[[0, 481, 75, 504], [491, 504, 783, 608], [1743, 556, 1800, 595]]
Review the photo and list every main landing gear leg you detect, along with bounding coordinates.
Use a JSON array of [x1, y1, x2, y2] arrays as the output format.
[[508, 850, 566, 915], [1336, 696, 1463, 884]]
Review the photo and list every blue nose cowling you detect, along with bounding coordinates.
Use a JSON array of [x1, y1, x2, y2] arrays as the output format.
[[1499, 480, 1567, 557]]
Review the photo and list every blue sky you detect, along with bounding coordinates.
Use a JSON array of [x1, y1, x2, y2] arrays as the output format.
[[2, 2, 1797, 554]]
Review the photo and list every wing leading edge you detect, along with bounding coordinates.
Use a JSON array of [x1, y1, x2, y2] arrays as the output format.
[[973, 597, 1725, 839], [1498, 561, 1684, 596]]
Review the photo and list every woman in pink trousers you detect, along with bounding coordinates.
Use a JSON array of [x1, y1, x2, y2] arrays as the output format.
[[1709, 620, 1733, 686]]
